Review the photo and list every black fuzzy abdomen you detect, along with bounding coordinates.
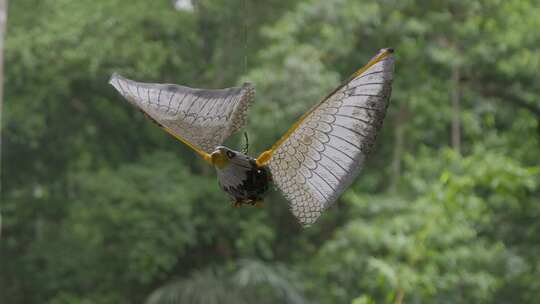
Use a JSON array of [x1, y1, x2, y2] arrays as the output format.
[[243, 166, 270, 200], [221, 164, 270, 202]]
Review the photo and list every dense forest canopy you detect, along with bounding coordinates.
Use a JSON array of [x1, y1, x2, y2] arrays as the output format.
[[2, 0, 539, 303]]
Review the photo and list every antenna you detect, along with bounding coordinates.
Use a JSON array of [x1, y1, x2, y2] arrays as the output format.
[[242, 132, 249, 154]]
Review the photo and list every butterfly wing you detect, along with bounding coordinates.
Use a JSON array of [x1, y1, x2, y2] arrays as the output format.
[[257, 48, 394, 225], [110, 74, 255, 162]]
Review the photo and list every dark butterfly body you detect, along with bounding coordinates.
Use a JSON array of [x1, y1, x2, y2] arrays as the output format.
[[213, 147, 271, 206]]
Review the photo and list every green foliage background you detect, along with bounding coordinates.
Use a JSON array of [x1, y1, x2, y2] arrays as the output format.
[[2, 0, 539, 303]]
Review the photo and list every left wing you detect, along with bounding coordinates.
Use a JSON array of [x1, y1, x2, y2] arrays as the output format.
[[257, 48, 394, 225], [110, 74, 255, 162]]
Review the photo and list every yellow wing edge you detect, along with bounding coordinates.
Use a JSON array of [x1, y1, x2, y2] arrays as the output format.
[[108, 74, 214, 165], [161, 125, 213, 164], [140, 111, 213, 164], [255, 48, 394, 167]]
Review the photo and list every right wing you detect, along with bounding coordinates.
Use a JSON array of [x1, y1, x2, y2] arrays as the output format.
[[257, 48, 394, 225], [109, 74, 255, 163]]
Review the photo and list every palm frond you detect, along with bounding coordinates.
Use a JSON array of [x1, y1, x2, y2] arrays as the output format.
[[145, 268, 247, 304], [145, 260, 309, 304]]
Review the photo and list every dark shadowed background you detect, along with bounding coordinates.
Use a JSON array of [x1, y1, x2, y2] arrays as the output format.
[[2, 0, 540, 303]]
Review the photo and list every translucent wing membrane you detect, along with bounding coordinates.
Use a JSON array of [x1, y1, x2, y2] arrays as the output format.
[[264, 49, 394, 225], [109, 74, 255, 158]]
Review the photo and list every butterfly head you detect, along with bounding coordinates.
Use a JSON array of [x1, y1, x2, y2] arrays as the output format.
[[211, 146, 238, 169]]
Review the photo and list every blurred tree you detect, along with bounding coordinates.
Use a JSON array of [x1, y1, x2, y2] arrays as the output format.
[[243, 0, 540, 303], [2, 0, 539, 303], [2, 0, 298, 302], [309, 149, 539, 303], [0, 0, 6, 198]]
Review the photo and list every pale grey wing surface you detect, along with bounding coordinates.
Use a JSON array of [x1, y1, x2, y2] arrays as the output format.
[[267, 51, 394, 225], [109, 73, 255, 154]]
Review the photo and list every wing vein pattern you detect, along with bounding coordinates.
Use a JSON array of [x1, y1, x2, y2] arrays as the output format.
[[268, 53, 394, 225], [110, 74, 255, 153]]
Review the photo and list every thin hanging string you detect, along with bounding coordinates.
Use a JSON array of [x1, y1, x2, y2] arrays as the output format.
[[242, 0, 250, 154], [243, 0, 248, 75]]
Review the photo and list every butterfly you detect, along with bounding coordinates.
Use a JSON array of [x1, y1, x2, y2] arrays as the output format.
[[109, 48, 394, 225]]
